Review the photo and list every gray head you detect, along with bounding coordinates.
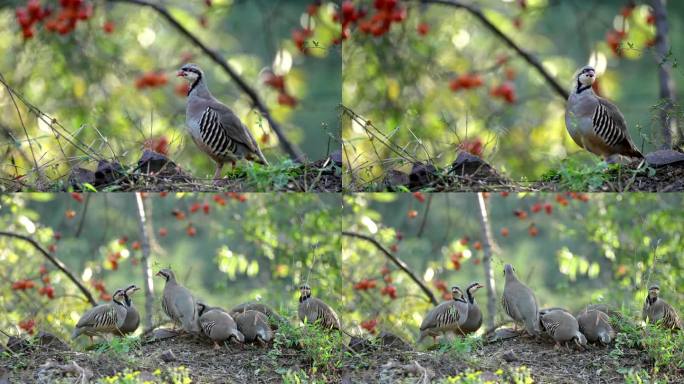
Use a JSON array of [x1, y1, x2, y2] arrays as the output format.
[[177, 63, 203, 82], [574, 332, 588, 348], [648, 284, 660, 299], [503, 264, 518, 281], [196, 301, 208, 316], [112, 288, 126, 305], [451, 286, 465, 302], [299, 284, 311, 302], [577, 65, 596, 93], [598, 330, 613, 345], [156, 268, 176, 282], [465, 282, 484, 303]]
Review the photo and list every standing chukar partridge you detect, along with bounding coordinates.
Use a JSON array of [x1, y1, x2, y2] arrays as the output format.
[[577, 308, 615, 345], [456, 282, 484, 336], [298, 284, 341, 330], [156, 269, 200, 333], [502, 264, 540, 336], [197, 302, 244, 349], [72, 289, 128, 343], [120, 284, 141, 335], [565, 65, 643, 162], [177, 63, 269, 179], [418, 286, 469, 343], [234, 309, 273, 344], [642, 285, 681, 330], [540, 309, 587, 349]]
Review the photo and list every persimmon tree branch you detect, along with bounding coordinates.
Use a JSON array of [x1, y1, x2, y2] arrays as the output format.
[[419, 0, 569, 100], [342, 231, 438, 305], [108, 0, 306, 161], [0, 231, 97, 306]]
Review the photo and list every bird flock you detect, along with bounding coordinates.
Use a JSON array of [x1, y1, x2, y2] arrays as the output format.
[[72, 265, 681, 351], [419, 264, 681, 350], [72, 269, 340, 349]]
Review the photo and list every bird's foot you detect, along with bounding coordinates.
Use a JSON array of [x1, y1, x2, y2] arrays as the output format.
[[213, 342, 221, 350]]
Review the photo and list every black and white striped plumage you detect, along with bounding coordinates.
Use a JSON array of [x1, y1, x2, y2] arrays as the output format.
[[298, 284, 341, 330], [72, 289, 128, 341], [565, 65, 643, 161], [418, 286, 469, 342], [643, 285, 682, 331], [178, 63, 268, 179]]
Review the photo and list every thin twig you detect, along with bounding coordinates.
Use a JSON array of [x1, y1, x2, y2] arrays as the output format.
[[0, 231, 97, 306], [419, 0, 569, 100], [342, 231, 438, 305]]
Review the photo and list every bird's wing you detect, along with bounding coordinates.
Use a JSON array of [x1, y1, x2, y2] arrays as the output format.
[[206, 100, 259, 153], [75, 304, 106, 328], [596, 97, 641, 153]]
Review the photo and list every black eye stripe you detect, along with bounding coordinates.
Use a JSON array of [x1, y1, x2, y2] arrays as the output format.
[[183, 68, 201, 76]]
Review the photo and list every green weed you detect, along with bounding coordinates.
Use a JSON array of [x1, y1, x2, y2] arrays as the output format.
[[94, 336, 141, 355], [269, 319, 347, 372], [439, 367, 533, 384], [438, 335, 482, 359], [98, 367, 192, 384]]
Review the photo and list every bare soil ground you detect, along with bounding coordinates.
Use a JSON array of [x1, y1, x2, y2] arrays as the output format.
[[2, 329, 676, 384], [0, 152, 342, 193]]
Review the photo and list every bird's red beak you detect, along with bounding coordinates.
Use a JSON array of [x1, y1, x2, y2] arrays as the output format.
[[176, 70, 185, 77]]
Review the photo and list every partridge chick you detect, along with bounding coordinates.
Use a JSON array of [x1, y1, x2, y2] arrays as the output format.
[[177, 63, 268, 180], [565, 66, 643, 162], [418, 286, 469, 343]]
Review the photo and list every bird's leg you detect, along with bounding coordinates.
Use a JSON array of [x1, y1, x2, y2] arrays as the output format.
[[554, 342, 561, 350], [213, 162, 224, 180], [231, 160, 236, 169], [432, 336, 436, 344], [89, 336, 94, 345], [213, 341, 220, 350]]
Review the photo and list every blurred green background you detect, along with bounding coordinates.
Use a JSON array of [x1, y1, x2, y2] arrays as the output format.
[[0, 192, 341, 343], [342, 192, 683, 341], [0, 0, 341, 183], [343, 0, 684, 186]]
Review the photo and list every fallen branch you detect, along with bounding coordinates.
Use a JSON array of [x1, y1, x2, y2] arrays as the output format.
[[0, 231, 97, 306], [342, 231, 438, 305], [108, 0, 305, 161], [420, 0, 569, 100]]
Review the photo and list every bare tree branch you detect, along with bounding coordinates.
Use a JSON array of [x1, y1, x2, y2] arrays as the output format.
[[134, 193, 155, 332], [342, 230, 438, 306], [650, 0, 680, 149], [0, 231, 97, 306], [476, 193, 497, 330], [74, 194, 91, 238], [420, 0, 569, 100], [108, 0, 306, 161]]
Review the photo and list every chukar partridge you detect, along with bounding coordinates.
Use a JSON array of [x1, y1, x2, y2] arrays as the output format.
[[197, 302, 244, 349], [642, 285, 681, 330], [156, 268, 200, 333], [72, 289, 128, 343], [456, 282, 484, 336], [120, 284, 141, 335], [565, 65, 643, 162], [418, 286, 469, 343], [229, 302, 285, 328], [235, 309, 273, 344], [298, 284, 341, 330], [540, 309, 587, 349], [177, 63, 269, 179], [577, 308, 615, 345], [502, 264, 540, 336]]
